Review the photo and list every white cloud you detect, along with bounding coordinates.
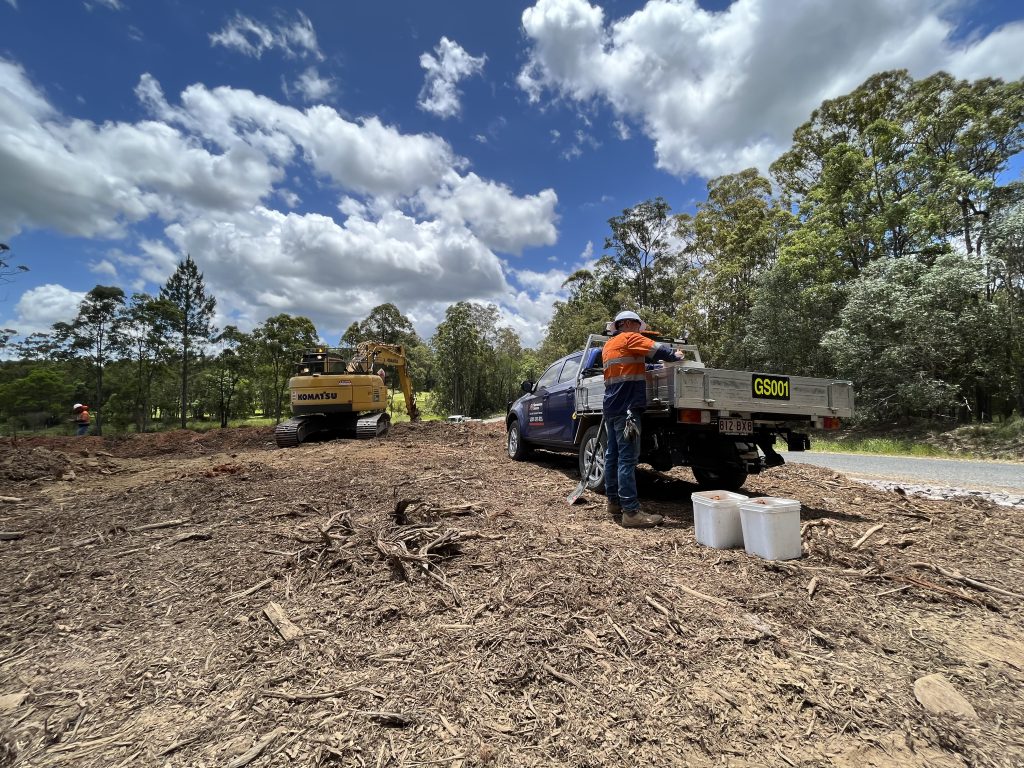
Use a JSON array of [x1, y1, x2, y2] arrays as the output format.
[[161, 207, 511, 335], [416, 171, 558, 254], [510, 266, 572, 294], [2, 284, 86, 336], [5, 0, 17, 7], [288, 66, 335, 102], [418, 37, 487, 118], [519, 0, 1024, 178], [210, 11, 322, 60], [89, 259, 118, 278], [0, 59, 561, 346]]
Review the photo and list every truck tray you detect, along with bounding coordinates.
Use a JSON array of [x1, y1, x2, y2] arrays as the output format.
[[576, 364, 854, 420]]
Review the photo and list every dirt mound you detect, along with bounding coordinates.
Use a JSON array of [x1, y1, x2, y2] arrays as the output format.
[[0, 427, 276, 464], [0, 445, 75, 483], [1, 426, 1022, 766]]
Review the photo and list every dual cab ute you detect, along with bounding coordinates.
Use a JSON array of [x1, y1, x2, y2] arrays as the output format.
[[506, 333, 855, 492]]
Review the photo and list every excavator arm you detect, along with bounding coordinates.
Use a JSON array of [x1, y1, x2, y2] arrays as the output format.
[[348, 342, 421, 422]]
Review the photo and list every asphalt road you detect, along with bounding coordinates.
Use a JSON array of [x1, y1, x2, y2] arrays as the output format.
[[785, 451, 1024, 494]]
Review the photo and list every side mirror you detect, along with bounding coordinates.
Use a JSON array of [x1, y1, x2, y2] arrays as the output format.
[[521, 380, 534, 393]]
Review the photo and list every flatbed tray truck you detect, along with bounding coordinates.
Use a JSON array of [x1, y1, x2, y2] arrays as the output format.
[[505, 333, 854, 491]]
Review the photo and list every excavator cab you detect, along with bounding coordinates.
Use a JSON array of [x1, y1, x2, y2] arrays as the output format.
[[294, 348, 350, 375]]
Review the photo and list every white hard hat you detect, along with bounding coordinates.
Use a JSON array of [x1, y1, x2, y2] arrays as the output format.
[[73, 403, 84, 410], [607, 310, 647, 333]]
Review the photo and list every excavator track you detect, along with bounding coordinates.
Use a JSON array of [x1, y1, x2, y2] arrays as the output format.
[[356, 412, 390, 439], [274, 416, 328, 448], [275, 413, 388, 447]]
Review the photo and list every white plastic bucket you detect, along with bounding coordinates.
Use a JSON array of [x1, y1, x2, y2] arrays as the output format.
[[738, 497, 802, 560], [691, 490, 747, 549]]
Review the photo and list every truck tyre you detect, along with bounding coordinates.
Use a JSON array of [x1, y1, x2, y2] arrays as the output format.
[[578, 424, 606, 493], [507, 419, 531, 461], [693, 465, 748, 492]]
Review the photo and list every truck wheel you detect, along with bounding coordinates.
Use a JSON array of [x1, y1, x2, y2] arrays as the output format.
[[578, 424, 606, 493], [693, 465, 748, 492], [507, 420, 531, 461]]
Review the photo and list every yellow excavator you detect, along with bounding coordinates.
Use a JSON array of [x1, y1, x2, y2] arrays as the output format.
[[274, 341, 421, 448]]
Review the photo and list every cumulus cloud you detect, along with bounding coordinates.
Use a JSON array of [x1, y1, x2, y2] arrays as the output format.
[[286, 66, 335, 102], [519, 0, 1024, 178], [161, 207, 513, 338], [0, 58, 561, 343], [418, 37, 487, 118], [89, 259, 119, 278], [416, 171, 558, 254], [210, 10, 322, 60], [2, 284, 86, 335], [0, 62, 287, 240]]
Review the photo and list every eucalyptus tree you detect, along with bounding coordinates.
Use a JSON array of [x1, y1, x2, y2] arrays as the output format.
[[353, 303, 419, 346], [209, 326, 251, 427], [122, 293, 174, 431], [251, 314, 319, 422], [604, 197, 674, 312], [52, 285, 127, 434], [0, 243, 28, 351], [432, 302, 522, 417], [908, 73, 1024, 261], [538, 263, 629, 364], [12, 332, 63, 361], [160, 255, 216, 428], [675, 169, 793, 368], [987, 203, 1024, 415], [0, 242, 28, 286]]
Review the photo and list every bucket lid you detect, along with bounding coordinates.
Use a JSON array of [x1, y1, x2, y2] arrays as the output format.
[[739, 496, 800, 512], [690, 490, 747, 503]]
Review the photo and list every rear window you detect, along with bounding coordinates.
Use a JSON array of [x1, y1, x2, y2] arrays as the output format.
[[535, 362, 562, 390], [556, 354, 583, 384]]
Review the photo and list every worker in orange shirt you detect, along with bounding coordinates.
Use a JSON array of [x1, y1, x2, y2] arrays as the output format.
[[602, 311, 683, 528], [72, 403, 90, 436]]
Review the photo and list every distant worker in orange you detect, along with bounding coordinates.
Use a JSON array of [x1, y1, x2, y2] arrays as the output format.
[[72, 403, 90, 436]]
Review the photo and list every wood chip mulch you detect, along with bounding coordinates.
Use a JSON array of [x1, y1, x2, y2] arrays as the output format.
[[1, 422, 1022, 767]]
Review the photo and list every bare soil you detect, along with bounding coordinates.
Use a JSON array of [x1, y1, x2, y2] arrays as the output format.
[[1, 424, 1022, 767]]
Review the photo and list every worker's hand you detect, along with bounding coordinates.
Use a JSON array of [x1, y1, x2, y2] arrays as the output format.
[[672, 349, 684, 361]]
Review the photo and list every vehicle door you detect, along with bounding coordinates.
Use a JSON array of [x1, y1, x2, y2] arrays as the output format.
[[521, 357, 566, 442], [540, 352, 582, 445]]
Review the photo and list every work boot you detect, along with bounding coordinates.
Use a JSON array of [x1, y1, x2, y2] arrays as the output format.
[[606, 499, 622, 516], [621, 509, 664, 528]]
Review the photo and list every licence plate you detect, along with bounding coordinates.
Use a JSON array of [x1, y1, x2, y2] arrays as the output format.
[[719, 418, 752, 435]]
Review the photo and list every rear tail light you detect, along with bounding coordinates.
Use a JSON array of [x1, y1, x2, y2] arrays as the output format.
[[677, 408, 704, 424], [822, 417, 841, 430]]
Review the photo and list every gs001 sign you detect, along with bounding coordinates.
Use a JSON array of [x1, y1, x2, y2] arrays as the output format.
[[752, 374, 790, 401]]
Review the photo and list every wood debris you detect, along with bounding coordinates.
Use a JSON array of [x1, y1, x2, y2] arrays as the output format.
[[0, 423, 1021, 767]]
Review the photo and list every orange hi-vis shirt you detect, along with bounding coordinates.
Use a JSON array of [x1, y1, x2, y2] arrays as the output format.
[[601, 332, 676, 416]]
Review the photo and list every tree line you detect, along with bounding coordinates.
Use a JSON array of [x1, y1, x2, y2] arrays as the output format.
[[2, 68, 1022, 431], [541, 70, 1024, 424], [0, 253, 538, 432]]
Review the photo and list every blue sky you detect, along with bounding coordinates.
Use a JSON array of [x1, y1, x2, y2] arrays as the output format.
[[2, 0, 1023, 347]]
